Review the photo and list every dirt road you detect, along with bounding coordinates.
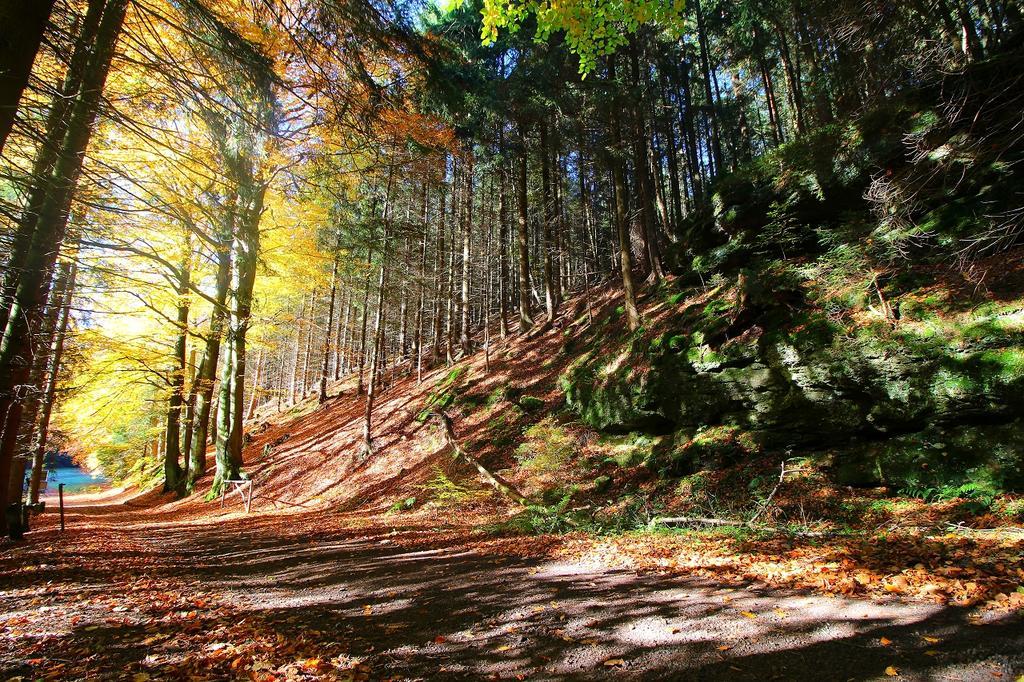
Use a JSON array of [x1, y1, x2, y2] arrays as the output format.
[[1, 500, 1022, 681]]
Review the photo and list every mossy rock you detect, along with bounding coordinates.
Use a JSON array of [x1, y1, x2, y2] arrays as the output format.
[[830, 420, 1024, 492], [518, 395, 545, 412]]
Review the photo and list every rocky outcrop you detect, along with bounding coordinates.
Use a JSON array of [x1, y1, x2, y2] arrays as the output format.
[[561, 320, 1024, 490]]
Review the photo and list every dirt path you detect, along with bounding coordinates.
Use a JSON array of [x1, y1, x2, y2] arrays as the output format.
[[2, 501, 1022, 681]]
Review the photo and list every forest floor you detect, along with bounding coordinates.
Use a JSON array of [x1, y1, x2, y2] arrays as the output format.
[[1, 493, 1023, 681]]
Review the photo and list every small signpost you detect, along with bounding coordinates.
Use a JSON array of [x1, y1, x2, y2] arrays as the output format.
[[58, 483, 65, 532], [220, 479, 254, 513]]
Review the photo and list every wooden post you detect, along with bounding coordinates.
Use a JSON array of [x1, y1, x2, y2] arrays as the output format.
[[58, 483, 65, 531]]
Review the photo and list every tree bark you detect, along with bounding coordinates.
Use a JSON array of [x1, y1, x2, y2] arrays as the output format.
[[539, 119, 557, 320], [497, 149, 510, 338], [516, 122, 534, 332], [320, 238, 340, 404], [163, 233, 191, 493], [187, 226, 232, 491], [0, 0, 56, 154], [460, 151, 473, 354], [609, 55, 641, 331], [213, 176, 266, 494]]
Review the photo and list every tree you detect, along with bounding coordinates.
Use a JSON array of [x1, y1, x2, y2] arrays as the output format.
[[0, 0, 128, 533], [0, 0, 56, 153]]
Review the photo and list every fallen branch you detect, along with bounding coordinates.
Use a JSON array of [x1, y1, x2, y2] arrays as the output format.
[[748, 460, 787, 527], [435, 411, 533, 506], [651, 516, 748, 527], [649, 516, 829, 537]]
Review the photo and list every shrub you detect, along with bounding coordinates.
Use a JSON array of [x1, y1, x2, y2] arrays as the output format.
[[515, 418, 576, 472]]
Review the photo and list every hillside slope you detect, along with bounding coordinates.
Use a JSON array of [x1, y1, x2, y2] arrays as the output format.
[[171, 254, 1024, 528]]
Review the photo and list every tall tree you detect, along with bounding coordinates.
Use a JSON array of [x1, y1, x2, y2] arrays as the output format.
[[0, 0, 56, 153]]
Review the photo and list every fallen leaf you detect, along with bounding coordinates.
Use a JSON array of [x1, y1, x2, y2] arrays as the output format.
[[885, 665, 900, 676], [717, 645, 733, 651], [739, 611, 757, 619], [879, 637, 892, 646], [603, 658, 625, 667]]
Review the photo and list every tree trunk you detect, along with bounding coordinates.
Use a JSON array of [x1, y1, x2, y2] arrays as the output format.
[[658, 66, 684, 235], [4, 260, 66, 508], [337, 290, 352, 379], [0, 0, 56, 154], [364, 174, 395, 455], [516, 122, 534, 331], [609, 55, 641, 331], [460, 151, 473, 354], [187, 227, 232, 491], [213, 181, 266, 494], [430, 186, 446, 361], [414, 181, 429, 382], [28, 260, 75, 504], [0, 0, 103, 336], [539, 119, 557, 320], [497, 147, 510, 338], [320, 239, 340, 404], [180, 346, 200, 477], [693, 0, 724, 175], [288, 296, 303, 402], [300, 289, 315, 398], [246, 348, 264, 420], [356, 248, 373, 395], [163, 234, 191, 494]]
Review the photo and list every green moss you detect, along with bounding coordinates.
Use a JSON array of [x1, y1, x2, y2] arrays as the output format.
[[671, 425, 758, 472], [518, 395, 545, 412], [977, 348, 1024, 379], [596, 432, 665, 468]]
